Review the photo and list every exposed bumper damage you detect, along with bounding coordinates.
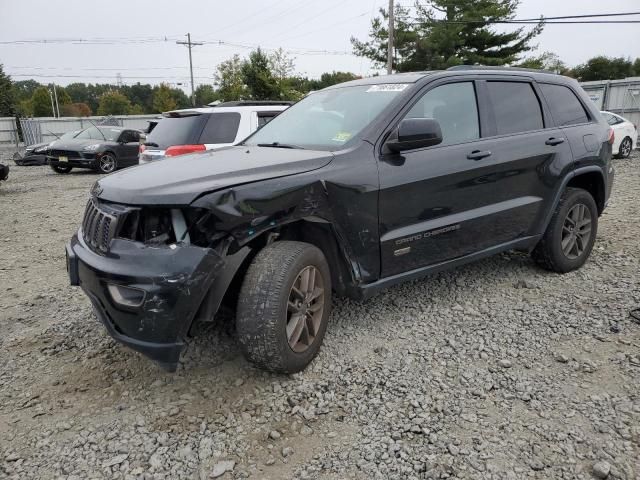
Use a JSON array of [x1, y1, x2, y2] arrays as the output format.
[[66, 232, 244, 371]]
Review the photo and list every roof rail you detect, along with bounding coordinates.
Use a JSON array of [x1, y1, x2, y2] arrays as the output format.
[[214, 100, 294, 107], [446, 65, 557, 75]]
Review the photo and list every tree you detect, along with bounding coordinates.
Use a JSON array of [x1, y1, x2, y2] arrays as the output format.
[[97, 91, 132, 115], [152, 83, 177, 112], [634, 58, 640, 76], [121, 83, 154, 112], [310, 71, 360, 90], [0, 65, 15, 116], [269, 48, 296, 81], [352, 0, 543, 71], [194, 84, 219, 106], [516, 51, 569, 74], [241, 48, 279, 100], [31, 87, 55, 117], [11, 79, 39, 106], [215, 54, 248, 101], [61, 102, 92, 117], [572, 56, 635, 81]]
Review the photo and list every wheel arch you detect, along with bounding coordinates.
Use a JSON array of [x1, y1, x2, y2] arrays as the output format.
[[565, 169, 606, 215]]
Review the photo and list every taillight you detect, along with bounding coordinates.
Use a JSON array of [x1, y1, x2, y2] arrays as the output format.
[[139, 144, 146, 153], [165, 144, 206, 157], [607, 128, 615, 145]]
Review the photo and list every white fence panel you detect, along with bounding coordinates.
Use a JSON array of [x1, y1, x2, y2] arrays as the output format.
[[0, 117, 17, 144]]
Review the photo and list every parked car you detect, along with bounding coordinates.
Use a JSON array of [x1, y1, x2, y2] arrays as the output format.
[[15, 130, 82, 166], [48, 126, 143, 174], [600, 111, 637, 158], [67, 67, 613, 373], [0, 163, 8, 184], [139, 101, 291, 164]]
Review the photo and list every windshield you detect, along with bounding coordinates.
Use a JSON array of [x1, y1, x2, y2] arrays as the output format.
[[245, 84, 409, 150], [59, 130, 80, 140], [73, 126, 122, 142]]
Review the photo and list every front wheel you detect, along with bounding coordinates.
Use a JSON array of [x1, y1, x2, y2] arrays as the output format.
[[98, 153, 117, 173], [50, 164, 72, 174], [532, 187, 598, 273], [236, 241, 332, 373], [616, 137, 633, 159]]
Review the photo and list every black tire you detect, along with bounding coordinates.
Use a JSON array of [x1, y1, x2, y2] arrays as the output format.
[[97, 153, 117, 173], [532, 187, 598, 273], [616, 137, 633, 159], [236, 241, 332, 373], [50, 164, 72, 174]]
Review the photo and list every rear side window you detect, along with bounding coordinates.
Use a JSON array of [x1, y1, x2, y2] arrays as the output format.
[[199, 112, 241, 144], [258, 112, 280, 128], [540, 84, 590, 126], [147, 115, 205, 149], [406, 82, 479, 146], [486, 82, 544, 135]]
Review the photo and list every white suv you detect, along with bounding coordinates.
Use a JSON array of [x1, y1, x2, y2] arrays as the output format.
[[139, 101, 291, 164]]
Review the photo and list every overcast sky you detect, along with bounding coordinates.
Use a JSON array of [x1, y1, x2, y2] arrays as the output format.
[[1, 0, 639, 92]]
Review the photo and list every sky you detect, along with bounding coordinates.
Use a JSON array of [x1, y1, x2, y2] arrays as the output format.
[[1, 0, 639, 93]]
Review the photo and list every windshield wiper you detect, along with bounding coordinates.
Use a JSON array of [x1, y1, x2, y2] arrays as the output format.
[[144, 142, 159, 147], [256, 142, 304, 150]]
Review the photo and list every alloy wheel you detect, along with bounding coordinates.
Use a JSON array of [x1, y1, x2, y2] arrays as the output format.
[[286, 265, 325, 353], [620, 138, 631, 158], [99, 154, 116, 173], [561, 203, 592, 259]]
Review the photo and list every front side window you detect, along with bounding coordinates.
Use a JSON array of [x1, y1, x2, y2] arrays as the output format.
[[257, 112, 279, 128], [486, 82, 544, 135], [405, 82, 479, 146], [540, 83, 590, 126], [245, 84, 408, 150]]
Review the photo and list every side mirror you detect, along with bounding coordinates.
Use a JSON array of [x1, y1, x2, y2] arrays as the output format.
[[386, 118, 443, 153]]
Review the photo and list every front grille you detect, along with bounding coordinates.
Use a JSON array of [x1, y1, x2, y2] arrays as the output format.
[[82, 199, 118, 253], [49, 149, 82, 159]]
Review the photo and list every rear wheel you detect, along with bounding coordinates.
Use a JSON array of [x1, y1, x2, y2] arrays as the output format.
[[236, 241, 332, 373], [50, 164, 72, 174], [616, 137, 632, 159], [98, 153, 117, 173], [532, 187, 598, 273]]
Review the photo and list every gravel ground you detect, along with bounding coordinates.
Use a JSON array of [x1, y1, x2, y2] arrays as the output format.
[[1, 150, 639, 480]]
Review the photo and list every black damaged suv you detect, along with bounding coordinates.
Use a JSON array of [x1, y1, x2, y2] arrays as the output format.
[[67, 67, 614, 372]]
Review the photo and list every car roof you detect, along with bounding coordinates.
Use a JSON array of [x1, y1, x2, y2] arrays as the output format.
[[165, 105, 289, 117], [328, 67, 570, 90]]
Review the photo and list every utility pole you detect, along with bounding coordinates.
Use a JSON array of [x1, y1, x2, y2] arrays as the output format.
[[52, 84, 60, 117], [176, 33, 203, 106], [387, 0, 394, 74], [48, 89, 56, 117]]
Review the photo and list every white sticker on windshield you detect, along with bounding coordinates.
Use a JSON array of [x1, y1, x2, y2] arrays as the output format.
[[366, 84, 409, 93]]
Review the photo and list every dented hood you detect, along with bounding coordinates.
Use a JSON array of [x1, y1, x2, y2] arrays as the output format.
[[96, 146, 334, 205]]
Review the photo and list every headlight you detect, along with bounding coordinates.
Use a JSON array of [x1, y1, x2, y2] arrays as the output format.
[[83, 144, 101, 152]]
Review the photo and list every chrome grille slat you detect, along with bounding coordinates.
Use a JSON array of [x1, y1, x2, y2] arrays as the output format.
[[81, 199, 118, 253]]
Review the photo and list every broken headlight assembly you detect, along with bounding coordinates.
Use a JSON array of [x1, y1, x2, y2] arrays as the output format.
[[117, 207, 223, 248]]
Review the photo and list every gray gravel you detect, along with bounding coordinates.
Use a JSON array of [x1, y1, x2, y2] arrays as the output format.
[[1, 150, 639, 479]]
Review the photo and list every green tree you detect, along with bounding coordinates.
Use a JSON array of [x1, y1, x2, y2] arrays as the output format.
[[128, 104, 146, 115], [194, 84, 219, 106], [152, 83, 177, 112], [572, 56, 635, 81], [31, 87, 55, 117], [241, 48, 279, 100], [516, 51, 569, 74], [310, 71, 360, 90], [352, 0, 543, 71], [11, 79, 40, 106], [634, 58, 640, 76], [97, 91, 132, 115], [0, 65, 15, 116], [121, 83, 154, 112], [215, 54, 248, 101]]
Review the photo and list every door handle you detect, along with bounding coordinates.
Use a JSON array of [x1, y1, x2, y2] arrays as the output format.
[[467, 150, 492, 161], [545, 137, 565, 146]]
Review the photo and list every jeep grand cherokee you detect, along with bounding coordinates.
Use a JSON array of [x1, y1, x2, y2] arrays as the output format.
[[66, 67, 614, 373]]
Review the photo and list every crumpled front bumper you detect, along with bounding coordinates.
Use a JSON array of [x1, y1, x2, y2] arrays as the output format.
[[66, 231, 225, 371]]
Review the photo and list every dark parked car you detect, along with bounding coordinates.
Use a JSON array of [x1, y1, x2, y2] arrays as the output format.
[[48, 126, 143, 174], [67, 67, 614, 373], [0, 163, 8, 184], [15, 130, 81, 166]]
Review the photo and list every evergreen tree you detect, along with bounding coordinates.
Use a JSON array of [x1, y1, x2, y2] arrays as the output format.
[[352, 0, 543, 71], [0, 65, 15, 117], [241, 48, 279, 100]]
